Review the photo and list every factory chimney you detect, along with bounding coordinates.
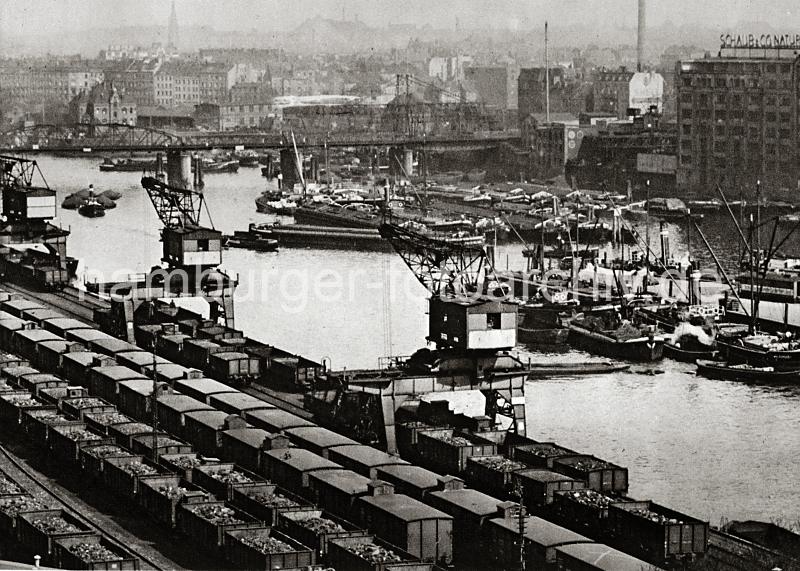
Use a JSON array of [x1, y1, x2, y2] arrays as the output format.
[[637, 0, 646, 72]]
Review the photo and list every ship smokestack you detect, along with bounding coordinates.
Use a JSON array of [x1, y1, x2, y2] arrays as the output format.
[[637, 0, 646, 72]]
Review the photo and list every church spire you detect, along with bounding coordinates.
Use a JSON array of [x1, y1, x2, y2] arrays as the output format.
[[167, 1, 179, 51]]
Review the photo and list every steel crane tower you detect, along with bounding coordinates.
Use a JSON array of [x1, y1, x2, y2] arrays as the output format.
[[90, 151, 237, 341]]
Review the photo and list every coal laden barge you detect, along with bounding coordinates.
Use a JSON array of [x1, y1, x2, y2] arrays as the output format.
[[0, 157, 78, 290], [245, 222, 391, 252], [0, 291, 786, 570]]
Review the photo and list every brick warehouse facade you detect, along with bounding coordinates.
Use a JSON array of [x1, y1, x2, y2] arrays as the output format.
[[677, 54, 800, 197]]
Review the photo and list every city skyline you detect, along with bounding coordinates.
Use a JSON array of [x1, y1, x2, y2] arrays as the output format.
[[2, 0, 799, 41]]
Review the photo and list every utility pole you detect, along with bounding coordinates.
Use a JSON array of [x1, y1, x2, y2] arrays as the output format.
[[645, 179, 651, 291], [151, 338, 159, 463], [516, 481, 526, 571]]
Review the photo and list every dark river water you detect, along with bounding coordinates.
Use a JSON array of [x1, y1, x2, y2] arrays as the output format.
[[28, 154, 800, 526]]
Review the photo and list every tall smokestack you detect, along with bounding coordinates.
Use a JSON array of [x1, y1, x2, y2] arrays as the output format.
[[637, 0, 646, 72]]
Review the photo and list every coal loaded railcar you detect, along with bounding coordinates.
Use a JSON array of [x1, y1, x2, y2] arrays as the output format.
[[0, 300, 702, 570]]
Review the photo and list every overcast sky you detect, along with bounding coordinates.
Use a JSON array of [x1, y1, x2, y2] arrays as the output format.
[[2, 0, 798, 38]]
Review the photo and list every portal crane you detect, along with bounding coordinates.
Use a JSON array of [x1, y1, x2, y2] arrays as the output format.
[[0, 156, 77, 288], [310, 222, 529, 453], [90, 150, 237, 341]]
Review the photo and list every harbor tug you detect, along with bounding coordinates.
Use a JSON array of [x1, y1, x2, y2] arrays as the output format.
[[309, 221, 531, 453]]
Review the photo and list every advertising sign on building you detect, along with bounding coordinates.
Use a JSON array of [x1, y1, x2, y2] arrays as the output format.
[[629, 71, 664, 115], [637, 153, 677, 174]]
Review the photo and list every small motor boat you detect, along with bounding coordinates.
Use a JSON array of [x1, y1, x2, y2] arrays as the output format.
[[78, 190, 106, 218]]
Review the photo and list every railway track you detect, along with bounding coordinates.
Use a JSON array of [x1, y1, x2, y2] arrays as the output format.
[[244, 382, 313, 419], [0, 443, 170, 571], [0, 280, 315, 420], [0, 282, 100, 323]]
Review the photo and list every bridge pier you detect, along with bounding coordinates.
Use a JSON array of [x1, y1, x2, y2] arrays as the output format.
[[403, 148, 414, 179], [279, 148, 298, 190]]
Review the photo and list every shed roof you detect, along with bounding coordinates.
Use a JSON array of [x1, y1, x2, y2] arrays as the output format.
[[43, 318, 89, 331], [245, 408, 312, 431], [91, 365, 145, 381], [210, 391, 274, 411], [16, 329, 60, 343], [428, 488, 501, 517], [62, 351, 104, 366], [329, 444, 409, 470], [143, 363, 190, 379], [3, 300, 43, 313], [175, 378, 235, 398], [158, 394, 212, 413], [23, 309, 63, 321], [309, 468, 371, 494], [285, 426, 357, 450], [360, 494, 451, 523], [117, 351, 169, 367], [3, 366, 39, 378], [555, 543, 659, 571], [184, 409, 230, 428], [223, 427, 271, 448], [376, 465, 440, 492], [36, 340, 78, 353], [91, 338, 139, 354], [264, 448, 341, 472], [118, 378, 159, 395], [68, 329, 113, 342], [490, 515, 591, 547]]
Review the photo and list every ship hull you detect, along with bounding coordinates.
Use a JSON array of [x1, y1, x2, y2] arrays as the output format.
[[568, 324, 664, 361], [696, 360, 800, 383]]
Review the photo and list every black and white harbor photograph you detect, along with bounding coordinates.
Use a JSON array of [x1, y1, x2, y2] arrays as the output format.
[[0, 0, 798, 569]]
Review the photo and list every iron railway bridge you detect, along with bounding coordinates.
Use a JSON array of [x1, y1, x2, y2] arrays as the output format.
[[0, 123, 520, 154]]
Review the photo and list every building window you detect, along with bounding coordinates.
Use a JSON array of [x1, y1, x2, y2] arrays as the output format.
[[487, 313, 501, 330], [766, 112, 777, 123]]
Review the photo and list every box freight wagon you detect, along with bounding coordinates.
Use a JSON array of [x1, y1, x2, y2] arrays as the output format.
[[354, 493, 453, 565]]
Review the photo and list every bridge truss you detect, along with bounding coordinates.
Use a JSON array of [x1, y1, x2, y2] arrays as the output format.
[[1, 123, 181, 151]]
